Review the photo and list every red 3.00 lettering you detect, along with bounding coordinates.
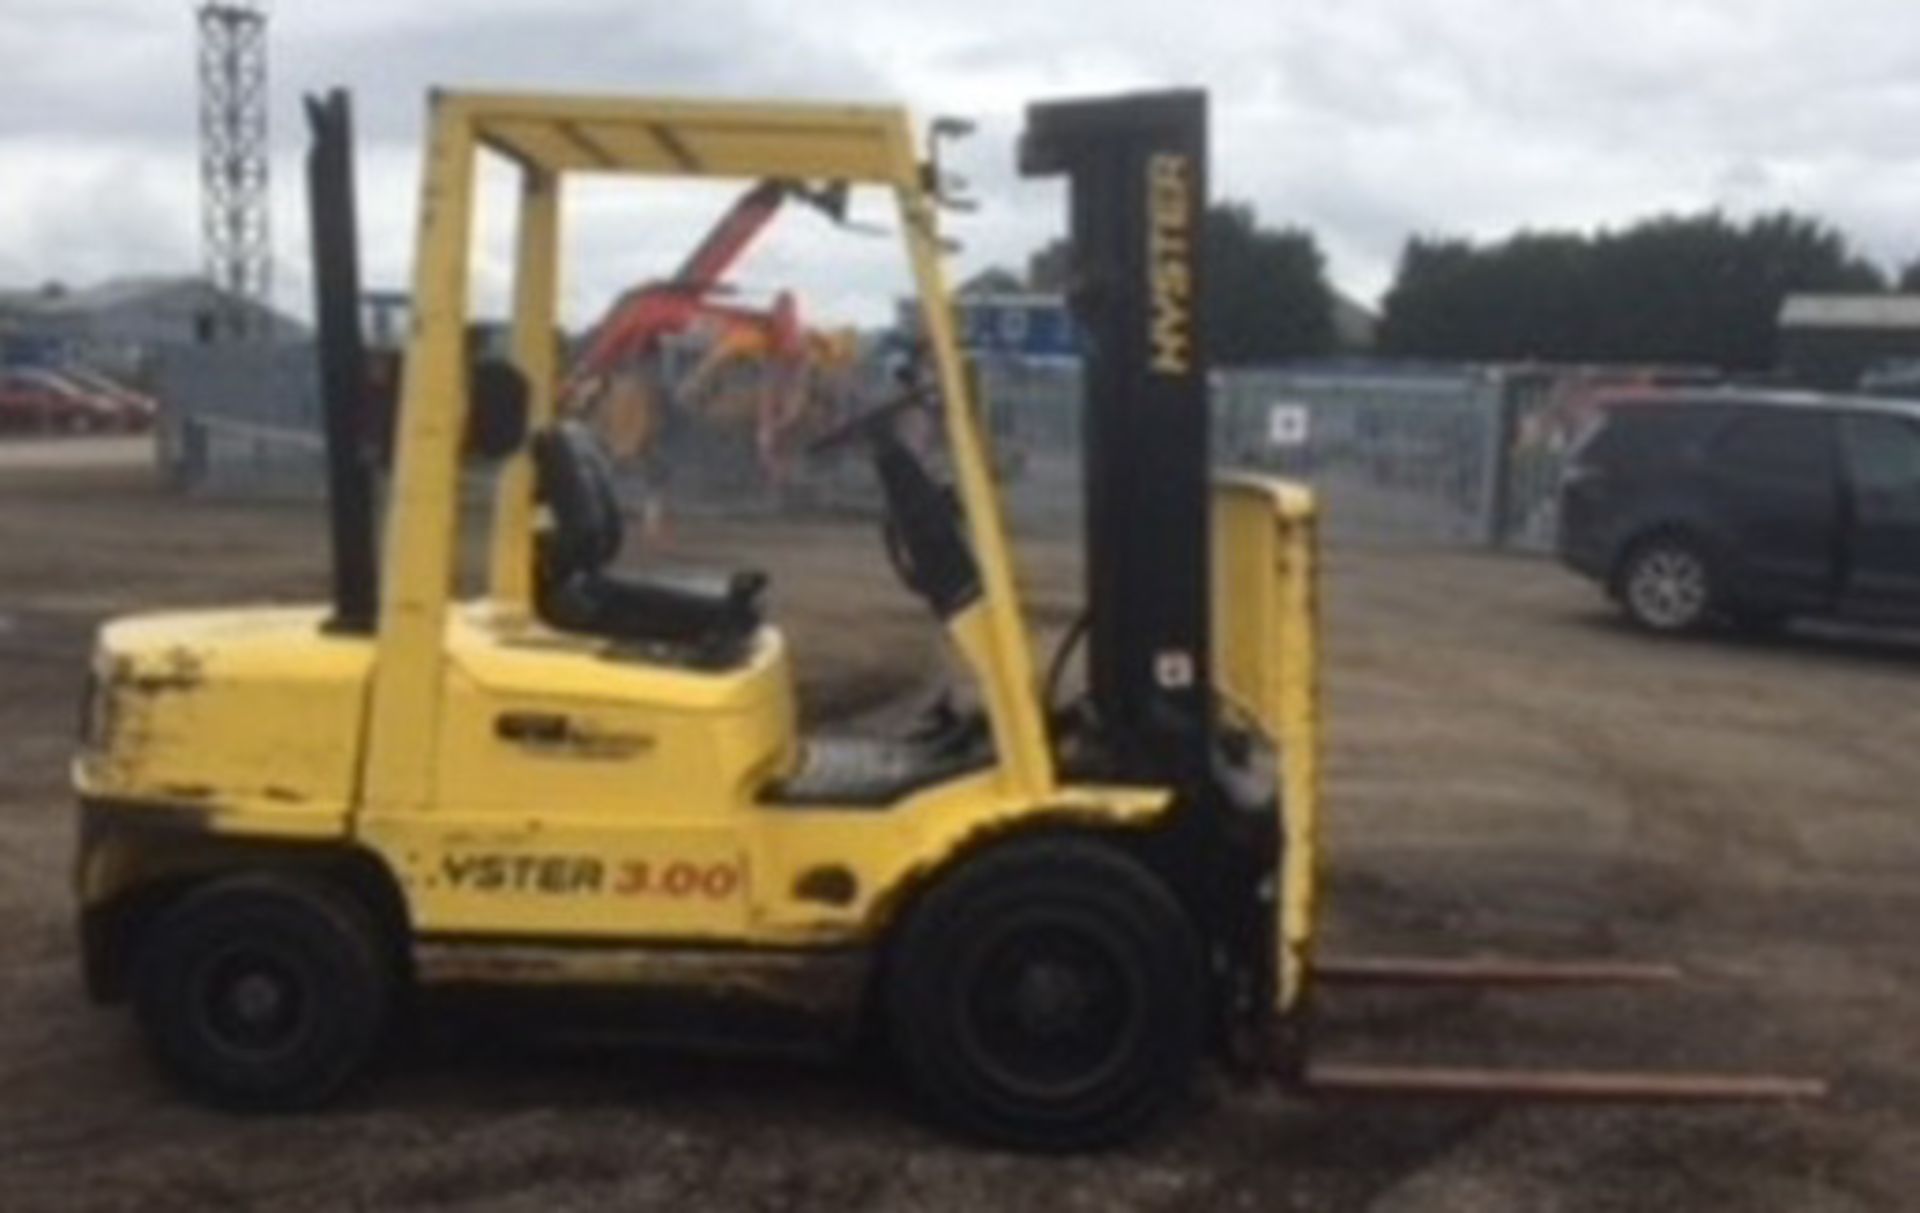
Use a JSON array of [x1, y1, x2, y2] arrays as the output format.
[[614, 861, 740, 899]]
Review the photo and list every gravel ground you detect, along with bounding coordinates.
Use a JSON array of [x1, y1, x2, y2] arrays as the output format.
[[1, 447, 1915, 1210]]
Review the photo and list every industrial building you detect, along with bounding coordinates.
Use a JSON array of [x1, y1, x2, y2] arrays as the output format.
[[1777, 292, 1920, 392], [0, 276, 302, 379]]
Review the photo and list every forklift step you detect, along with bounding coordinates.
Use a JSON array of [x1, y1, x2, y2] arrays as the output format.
[[1312, 955, 1684, 989], [1302, 1061, 1826, 1103]]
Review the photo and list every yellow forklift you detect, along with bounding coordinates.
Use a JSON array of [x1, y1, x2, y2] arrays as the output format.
[[73, 87, 1818, 1150]]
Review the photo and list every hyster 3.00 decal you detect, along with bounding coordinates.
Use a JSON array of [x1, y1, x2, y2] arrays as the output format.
[[441, 854, 741, 899]]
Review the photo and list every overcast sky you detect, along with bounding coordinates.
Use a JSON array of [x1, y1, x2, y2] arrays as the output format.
[[3, 0, 1919, 328]]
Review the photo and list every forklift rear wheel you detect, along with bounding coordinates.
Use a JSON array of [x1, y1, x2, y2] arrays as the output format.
[[133, 872, 391, 1111], [885, 837, 1205, 1151]]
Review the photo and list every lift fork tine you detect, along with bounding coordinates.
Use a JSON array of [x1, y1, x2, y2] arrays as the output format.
[[1312, 955, 1685, 989], [1300, 954, 1825, 1104], [1303, 1063, 1827, 1103]]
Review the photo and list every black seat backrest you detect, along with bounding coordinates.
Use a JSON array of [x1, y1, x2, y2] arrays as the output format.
[[532, 422, 624, 578]]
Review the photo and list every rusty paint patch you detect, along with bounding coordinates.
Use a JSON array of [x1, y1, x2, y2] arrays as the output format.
[[413, 940, 871, 1017], [124, 647, 207, 696]]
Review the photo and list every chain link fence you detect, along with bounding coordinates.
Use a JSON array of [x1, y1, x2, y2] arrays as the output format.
[[1214, 367, 1506, 546], [982, 360, 1528, 548], [156, 342, 1605, 553]]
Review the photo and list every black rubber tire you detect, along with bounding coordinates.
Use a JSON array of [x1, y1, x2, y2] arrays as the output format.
[[132, 872, 391, 1111], [1616, 533, 1718, 635], [884, 837, 1205, 1151]]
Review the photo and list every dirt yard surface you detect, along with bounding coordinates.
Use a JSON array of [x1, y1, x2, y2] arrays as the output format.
[[3, 447, 1917, 1211], [0, 434, 151, 474]]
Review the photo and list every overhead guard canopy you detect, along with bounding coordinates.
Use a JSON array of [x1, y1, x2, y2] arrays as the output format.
[[446, 92, 913, 183]]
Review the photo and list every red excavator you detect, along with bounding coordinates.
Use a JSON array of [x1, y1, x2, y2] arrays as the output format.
[[565, 178, 858, 463]]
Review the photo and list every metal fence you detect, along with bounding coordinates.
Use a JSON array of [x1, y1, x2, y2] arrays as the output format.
[[1214, 367, 1507, 546], [981, 360, 1529, 548], [153, 341, 327, 497], [154, 342, 1588, 552]]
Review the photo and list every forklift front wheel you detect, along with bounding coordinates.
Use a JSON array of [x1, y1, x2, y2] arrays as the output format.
[[885, 837, 1205, 1151], [132, 872, 392, 1111]]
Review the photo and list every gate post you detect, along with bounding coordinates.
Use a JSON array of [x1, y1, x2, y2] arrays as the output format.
[[1476, 369, 1520, 548]]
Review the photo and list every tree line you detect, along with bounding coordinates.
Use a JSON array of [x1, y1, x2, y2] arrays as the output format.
[[1380, 212, 1910, 369], [1020, 204, 1916, 370]]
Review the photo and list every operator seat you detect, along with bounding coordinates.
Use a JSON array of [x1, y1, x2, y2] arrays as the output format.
[[531, 421, 766, 659]]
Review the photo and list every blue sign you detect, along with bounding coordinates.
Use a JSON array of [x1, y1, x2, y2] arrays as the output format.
[[895, 293, 1080, 360], [954, 295, 1079, 359]]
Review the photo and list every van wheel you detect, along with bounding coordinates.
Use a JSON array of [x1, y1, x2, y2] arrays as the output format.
[[885, 838, 1205, 1151], [1618, 535, 1716, 634], [133, 873, 391, 1111]]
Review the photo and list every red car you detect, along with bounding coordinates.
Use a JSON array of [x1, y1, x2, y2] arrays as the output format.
[[61, 367, 157, 431], [0, 368, 147, 433], [0, 369, 80, 432]]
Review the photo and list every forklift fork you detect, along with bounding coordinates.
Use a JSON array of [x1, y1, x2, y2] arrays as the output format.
[[1298, 953, 1827, 1104], [1314, 954, 1684, 989]]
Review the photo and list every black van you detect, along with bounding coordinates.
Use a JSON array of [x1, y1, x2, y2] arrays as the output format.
[[1557, 390, 1920, 633]]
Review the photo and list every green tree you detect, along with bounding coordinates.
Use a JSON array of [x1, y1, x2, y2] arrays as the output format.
[[1378, 233, 1589, 360], [1900, 259, 1920, 292], [1205, 203, 1336, 363], [1379, 209, 1886, 369], [1025, 202, 1337, 363]]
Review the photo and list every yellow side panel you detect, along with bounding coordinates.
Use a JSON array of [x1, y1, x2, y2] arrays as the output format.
[[430, 622, 797, 825], [743, 778, 1174, 942], [360, 613, 798, 941], [1211, 475, 1322, 1013], [366, 815, 752, 939], [78, 607, 369, 836]]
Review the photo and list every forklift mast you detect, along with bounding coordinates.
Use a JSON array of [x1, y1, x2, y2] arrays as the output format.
[[1020, 91, 1212, 784], [304, 89, 378, 635]]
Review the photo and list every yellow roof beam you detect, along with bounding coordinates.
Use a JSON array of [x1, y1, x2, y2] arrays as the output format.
[[453, 92, 909, 183]]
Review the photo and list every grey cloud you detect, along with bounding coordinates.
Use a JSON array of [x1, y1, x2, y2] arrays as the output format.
[[4, 0, 1920, 314], [0, 3, 192, 141], [279, 1, 895, 146]]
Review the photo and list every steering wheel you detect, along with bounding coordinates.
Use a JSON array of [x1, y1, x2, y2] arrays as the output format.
[[805, 383, 934, 455], [805, 380, 978, 616]]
